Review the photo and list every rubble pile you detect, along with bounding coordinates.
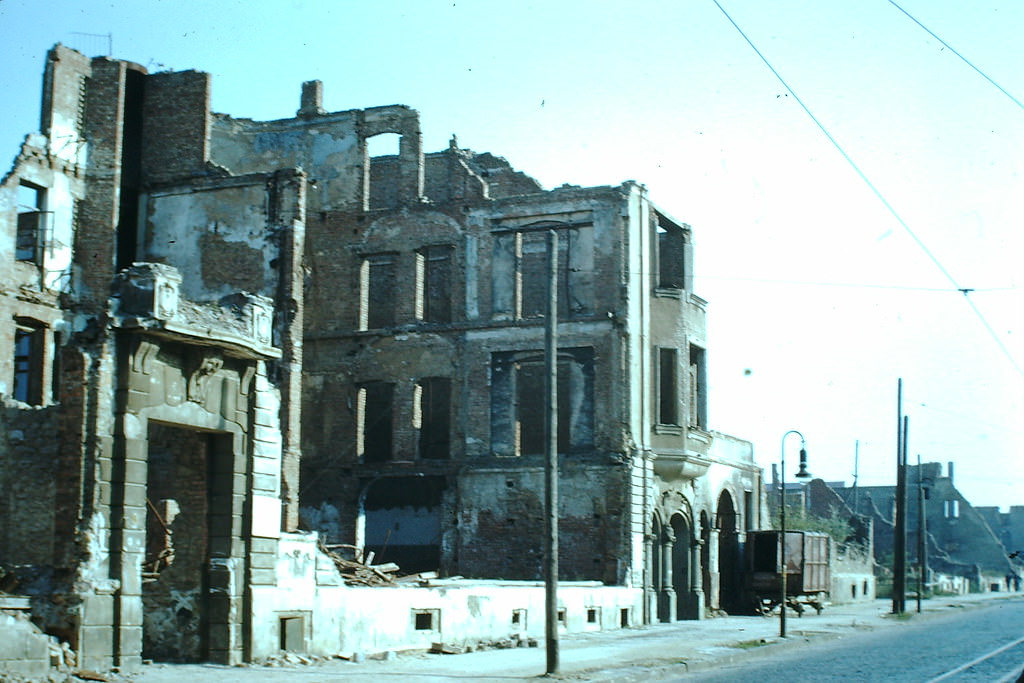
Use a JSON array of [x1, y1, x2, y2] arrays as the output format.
[[317, 542, 438, 586]]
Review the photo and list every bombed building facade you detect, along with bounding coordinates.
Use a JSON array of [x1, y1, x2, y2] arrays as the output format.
[[0, 46, 761, 670]]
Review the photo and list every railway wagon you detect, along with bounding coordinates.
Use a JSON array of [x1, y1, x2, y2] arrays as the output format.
[[746, 530, 830, 615]]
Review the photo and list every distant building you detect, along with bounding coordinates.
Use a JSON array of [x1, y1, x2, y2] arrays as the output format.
[[832, 462, 1014, 589]]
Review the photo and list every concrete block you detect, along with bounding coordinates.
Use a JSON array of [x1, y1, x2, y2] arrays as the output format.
[[253, 473, 279, 494], [253, 424, 282, 445], [0, 629, 27, 659], [251, 568, 277, 586], [252, 454, 280, 475], [79, 625, 114, 665], [118, 626, 143, 659], [251, 537, 278, 555], [81, 593, 115, 626]]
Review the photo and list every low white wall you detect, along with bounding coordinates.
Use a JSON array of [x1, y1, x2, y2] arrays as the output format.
[[250, 532, 643, 660]]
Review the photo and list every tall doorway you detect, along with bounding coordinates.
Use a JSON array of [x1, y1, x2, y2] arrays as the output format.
[[142, 423, 232, 662]]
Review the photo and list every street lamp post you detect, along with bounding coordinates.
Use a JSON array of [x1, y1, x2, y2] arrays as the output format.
[[780, 430, 811, 638]]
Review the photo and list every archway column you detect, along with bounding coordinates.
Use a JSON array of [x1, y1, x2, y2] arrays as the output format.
[[658, 527, 676, 622], [706, 528, 720, 610], [688, 538, 705, 619]]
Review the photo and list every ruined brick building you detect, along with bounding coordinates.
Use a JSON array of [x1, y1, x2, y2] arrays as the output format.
[[0, 45, 762, 669]]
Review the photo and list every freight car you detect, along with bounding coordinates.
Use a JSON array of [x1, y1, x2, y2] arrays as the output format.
[[745, 530, 830, 615]]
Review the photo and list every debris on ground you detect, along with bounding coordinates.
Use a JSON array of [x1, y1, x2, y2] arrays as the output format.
[[317, 541, 440, 586]]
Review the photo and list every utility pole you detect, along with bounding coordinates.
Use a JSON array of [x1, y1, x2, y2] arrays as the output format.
[[894, 413, 909, 614], [544, 229, 560, 675], [921, 454, 929, 614], [852, 440, 860, 514], [892, 379, 907, 615]]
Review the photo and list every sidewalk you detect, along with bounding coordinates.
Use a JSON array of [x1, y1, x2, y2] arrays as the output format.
[[109, 593, 1024, 682]]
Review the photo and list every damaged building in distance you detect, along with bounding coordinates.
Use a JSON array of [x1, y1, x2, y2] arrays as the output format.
[[0, 45, 761, 669]]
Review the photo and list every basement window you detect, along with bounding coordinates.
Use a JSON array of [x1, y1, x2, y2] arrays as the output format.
[[359, 253, 397, 330], [415, 245, 454, 324], [278, 614, 307, 652], [557, 608, 567, 625], [413, 609, 439, 631], [620, 608, 630, 627], [586, 607, 599, 624], [13, 321, 45, 406], [357, 381, 394, 462], [511, 609, 527, 630]]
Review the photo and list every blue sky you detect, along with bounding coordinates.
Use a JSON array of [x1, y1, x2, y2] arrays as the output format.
[[2, 0, 1021, 507]]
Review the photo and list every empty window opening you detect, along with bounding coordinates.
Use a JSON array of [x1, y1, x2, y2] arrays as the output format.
[[13, 322, 45, 405], [863, 580, 869, 595], [367, 133, 402, 210], [415, 245, 454, 323], [619, 608, 630, 628], [16, 181, 47, 263], [657, 348, 679, 425], [655, 222, 685, 289], [491, 348, 594, 458], [357, 382, 394, 462], [688, 345, 707, 429], [586, 607, 599, 624], [413, 609, 439, 631], [744, 491, 755, 531], [415, 377, 451, 460], [491, 224, 593, 321], [368, 132, 401, 157], [516, 229, 578, 319], [514, 359, 571, 456], [851, 585, 857, 599], [944, 499, 959, 519], [359, 254, 398, 329], [511, 609, 527, 629], [557, 608, 567, 625]]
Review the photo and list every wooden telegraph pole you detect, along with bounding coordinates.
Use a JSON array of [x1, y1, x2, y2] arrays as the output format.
[[893, 377, 908, 614], [544, 229, 560, 674]]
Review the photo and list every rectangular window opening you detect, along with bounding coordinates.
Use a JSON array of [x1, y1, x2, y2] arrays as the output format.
[[359, 253, 398, 330], [688, 345, 707, 429], [278, 615, 306, 652], [557, 608, 567, 625], [657, 348, 679, 425], [511, 609, 527, 629], [491, 348, 594, 458], [413, 609, 439, 631], [586, 607, 599, 624], [417, 377, 451, 460], [416, 245, 454, 323], [358, 382, 394, 462], [619, 608, 630, 628], [14, 321, 45, 406], [16, 181, 47, 263], [655, 214, 690, 292]]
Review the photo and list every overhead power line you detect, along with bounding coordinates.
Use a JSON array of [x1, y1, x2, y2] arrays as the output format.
[[710, 0, 1023, 377], [886, 0, 1024, 112]]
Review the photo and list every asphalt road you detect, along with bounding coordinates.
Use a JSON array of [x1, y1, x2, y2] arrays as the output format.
[[678, 597, 1024, 682]]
